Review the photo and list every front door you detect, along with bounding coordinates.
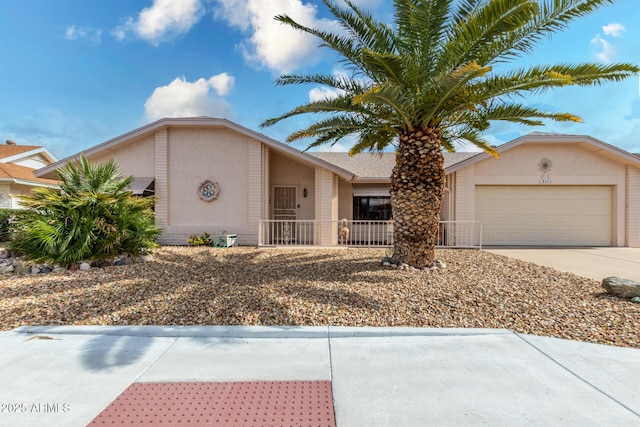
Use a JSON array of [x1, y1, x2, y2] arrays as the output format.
[[273, 186, 297, 243]]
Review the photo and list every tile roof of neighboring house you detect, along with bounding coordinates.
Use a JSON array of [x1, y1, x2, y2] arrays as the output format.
[[0, 162, 59, 185], [0, 145, 43, 160], [309, 151, 481, 179]]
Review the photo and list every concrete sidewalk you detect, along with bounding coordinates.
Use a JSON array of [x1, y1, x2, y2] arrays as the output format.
[[486, 247, 640, 282], [1, 326, 639, 426]]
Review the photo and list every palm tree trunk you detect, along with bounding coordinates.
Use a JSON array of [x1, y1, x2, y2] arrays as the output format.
[[390, 127, 445, 268]]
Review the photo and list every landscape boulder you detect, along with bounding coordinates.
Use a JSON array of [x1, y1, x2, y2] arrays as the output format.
[[601, 276, 640, 299]]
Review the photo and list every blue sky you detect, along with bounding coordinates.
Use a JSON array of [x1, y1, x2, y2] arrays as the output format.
[[0, 0, 639, 159]]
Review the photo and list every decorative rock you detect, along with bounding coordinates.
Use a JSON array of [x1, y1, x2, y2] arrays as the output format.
[[382, 262, 391, 267], [14, 263, 29, 274], [0, 249, 9, 259], [122, 257, 134, 265], [31, 267, 41, 274], [52, 267, 66, 273], [91, 260, 111, 268], [79, 262, 91, 271], [3, 264, 14, 273], [40, 267, 52, 274], [114, 259, 126, 266], [435, 260, 446, 269], [602, 277, 640, 298], [631, 297, 640, 303]]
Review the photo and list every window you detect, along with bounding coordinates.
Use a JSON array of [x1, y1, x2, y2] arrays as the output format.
[[353, 196, 392, 220]]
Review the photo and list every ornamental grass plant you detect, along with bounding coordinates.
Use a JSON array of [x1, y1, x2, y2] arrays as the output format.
[[9, 156, 160, 267]]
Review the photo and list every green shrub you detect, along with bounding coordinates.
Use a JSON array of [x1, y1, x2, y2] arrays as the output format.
[[188, 232, 212, 246], [0, 209, 37, 241], [8, 155, 161, 266]]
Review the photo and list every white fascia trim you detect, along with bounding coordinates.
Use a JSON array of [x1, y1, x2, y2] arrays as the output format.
[[12, 179, 59, 188], [35, 117, 356, 181], [1, 147, 58, 165], [445, 133, 640, 174]]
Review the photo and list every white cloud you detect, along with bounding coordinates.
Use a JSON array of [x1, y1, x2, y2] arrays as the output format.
[[144, 74, 234, 121], [591, 34, 615, 63], [113, 0, 205, 45], [214, 0, 339, 74], [309, 86, 344, 102], [64, 25, 102, 44], [453, 138, 487, 152], [209, 72, 235, 96], [603, 23, 626, 37], [308, 67, 358, 102]]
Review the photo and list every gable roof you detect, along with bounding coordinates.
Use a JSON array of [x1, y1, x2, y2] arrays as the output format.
[[310, 151, 480, 182], [35, 117, 355, 181], [0, 144, 57, 165], [0, 144, 41, 159], [0, 162, 59, 186], [446, 132, 640, 173]]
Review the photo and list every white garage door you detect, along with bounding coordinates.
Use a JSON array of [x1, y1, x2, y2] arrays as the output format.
[[476, 186, 612, 246]]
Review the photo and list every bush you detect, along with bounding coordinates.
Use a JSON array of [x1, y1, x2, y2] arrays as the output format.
[[9, 156, 161, 266], [0, 209, 37, 241], [188, 232, 212, 246]]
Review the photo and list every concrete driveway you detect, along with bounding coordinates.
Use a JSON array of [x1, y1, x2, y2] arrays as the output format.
[[485, 247, 640, 282]]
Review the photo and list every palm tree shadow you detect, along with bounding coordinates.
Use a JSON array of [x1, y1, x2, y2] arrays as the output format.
[[79, 332, 159, 372]]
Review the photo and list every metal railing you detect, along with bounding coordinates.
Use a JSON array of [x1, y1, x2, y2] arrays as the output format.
[[436, 221, 483, 249], [258, 220, 482, 249]]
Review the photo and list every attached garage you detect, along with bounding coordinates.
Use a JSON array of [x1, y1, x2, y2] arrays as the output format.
[[476, 185, 613, 246]]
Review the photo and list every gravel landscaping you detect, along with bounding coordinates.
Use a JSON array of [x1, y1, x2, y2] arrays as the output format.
[[1, 247, 638, 348]]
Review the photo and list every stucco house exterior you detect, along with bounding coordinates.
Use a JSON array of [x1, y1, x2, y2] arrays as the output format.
[[0, 140, 59, 209], [35, 118, 640, 247]]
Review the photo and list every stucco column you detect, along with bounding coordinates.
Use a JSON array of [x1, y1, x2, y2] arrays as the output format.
[[154, 129, 169, 228], [247, 140, 262, 232], [627, 166, 640, 247], [315, 168, 338, 245]]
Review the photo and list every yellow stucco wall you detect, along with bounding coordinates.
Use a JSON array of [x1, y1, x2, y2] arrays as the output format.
[[0, 183, 10, 209], [91, 135, 156, 178], [166, 127, 250, 229], [475, 143, 621, 181], [269, 152, 315, 221], [337, 179, 352, 220], [456, 142, 631, 246]]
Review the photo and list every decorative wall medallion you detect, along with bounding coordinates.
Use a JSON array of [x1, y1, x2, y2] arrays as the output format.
[[198, 180, 220, 201], [538, 157, 553, 183]]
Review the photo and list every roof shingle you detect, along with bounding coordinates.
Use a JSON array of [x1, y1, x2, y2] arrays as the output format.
[[0, 145, 42, 160], [0, 163, 59, 185]]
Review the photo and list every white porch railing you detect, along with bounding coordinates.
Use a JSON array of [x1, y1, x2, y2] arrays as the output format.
[[258, 220, 482, 249]]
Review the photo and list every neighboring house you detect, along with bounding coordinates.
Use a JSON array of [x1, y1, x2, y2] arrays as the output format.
[[0, 140, 59, 209], [34, 118, 640, 247]]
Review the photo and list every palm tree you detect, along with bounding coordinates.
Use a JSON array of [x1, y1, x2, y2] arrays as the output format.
[[261, 0, 639, 268]]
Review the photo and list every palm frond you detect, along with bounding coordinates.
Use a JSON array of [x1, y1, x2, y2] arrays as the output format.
[[264, 0, 639, 154]]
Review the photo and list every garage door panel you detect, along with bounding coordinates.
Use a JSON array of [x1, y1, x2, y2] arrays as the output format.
[[476, 186, 612, 246]]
